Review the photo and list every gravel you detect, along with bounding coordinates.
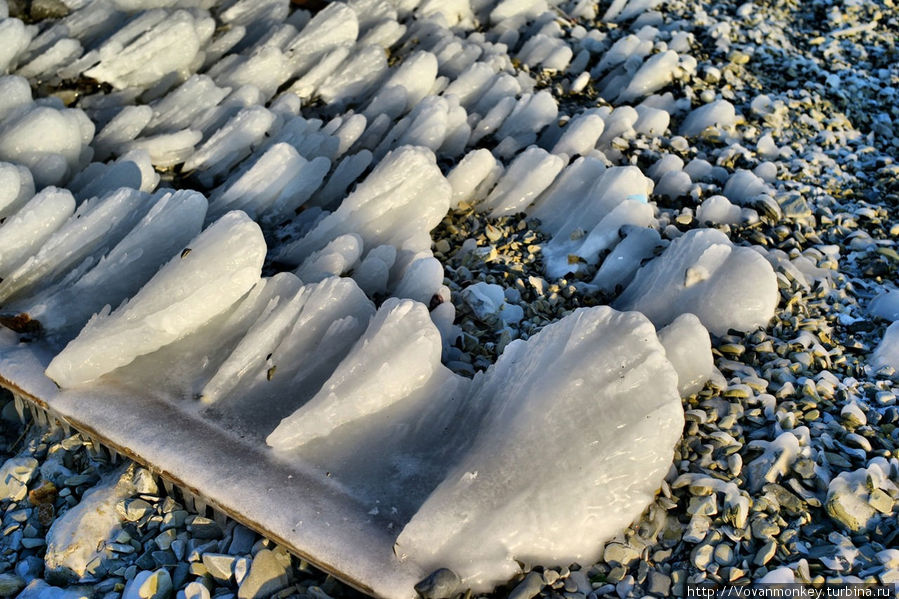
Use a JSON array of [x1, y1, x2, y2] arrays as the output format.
[[0, 0, 898, 596]]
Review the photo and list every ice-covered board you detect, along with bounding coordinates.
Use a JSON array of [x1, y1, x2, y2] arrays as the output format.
[[0, 327, 427, 599]]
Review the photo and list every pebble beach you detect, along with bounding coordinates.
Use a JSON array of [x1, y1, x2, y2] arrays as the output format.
[[0, 0, 898, 598]]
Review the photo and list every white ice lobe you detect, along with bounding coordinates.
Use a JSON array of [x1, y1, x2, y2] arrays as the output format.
[[268, 298, 442, 449], [45, 212, 265, 388], [16, 190, 208, 337], [278, 146, 451, 264], [394, 307, 684, 588], [0, 187, 75, 281], [614, 228, 779, 336]]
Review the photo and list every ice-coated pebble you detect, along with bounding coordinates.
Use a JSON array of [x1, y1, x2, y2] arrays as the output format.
[[657, 313, 714, 397], [614, 228, 778, 336], [679, 99, 737, 136]]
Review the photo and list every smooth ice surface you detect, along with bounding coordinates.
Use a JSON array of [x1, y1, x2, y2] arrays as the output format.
[[872, 321, 899, 374], [395, 307, 684, 588], [616, 50, 679, 103], [45, 212, 265, 387], [268, 298, 443, 449], [696, 194, 742, 225], [0, 188, 148, 305], [0, 105, 94, 187], [17, 190, 208, 337], [679, 99, 736, 136], [722, 169, 770, 205], [614, 228, 779, 336], [0, 162, 34, 220], [480, 147, 565, 216], [278, 146, 451, 265], [590, 225, 662, 294], [0, 187, 75, 281], [657, 313, 714, 397], [870, 291, 899, 321]]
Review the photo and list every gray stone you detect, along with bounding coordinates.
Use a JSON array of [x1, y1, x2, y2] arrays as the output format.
[[603, 542, 641, 566], [754, 540, 777, 566], [414, 568, 460, 599], [683, 515, 711, 543], [0, 457, 38, 501], [227, 526, 256, 556], [714, 543, 735, 566], [508, 571, 544, 599], [687, 495, 717, 516], [182, 582, 210, 599], [826, 491, 876, 532], [202, 554, 235, 585], [645, 571, 671, 596], [691, 544, 715, 570], [118, 499, 154, 522], [0, 574, 25, 597], [187, 517, 222, 540], [123, 569, 172, 599], [237, 550, 289, 599], [233, 558, 250, 586], [16, 579, 85, 599]]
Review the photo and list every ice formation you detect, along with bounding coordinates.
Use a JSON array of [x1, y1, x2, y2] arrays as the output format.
[[45, 212, 265, 387], [393, 307, 685, 587], [0, 0, 789, 593], [614, 228, 779, 336]]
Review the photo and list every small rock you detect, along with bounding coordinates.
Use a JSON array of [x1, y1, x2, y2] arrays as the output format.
[[414, 568, 460, 599], [227, 526, 256, 556], [0, 457, 38, 501], [181, 582, 210, 599], [16, 579, 85, 599], [754, 540, 777, 566], [186, 517, 222, 540], [508, 571, 543, 599], [692, 544, 715, 570], [123, 569, 172, 599], [714, 543, 735, 566], [233, 557, 250, 586], [644, 571, 671, 596], [687, 495, 717, 516], [237, 550, 289, 599], [868, 489, 893, 514], [0, 574, 25, 597], [826, 490, 876, 532], [683, 515, 711, 543], [202, 554, 235, 585], [603, 542, 641, 567], [118, 499, 153, 522]]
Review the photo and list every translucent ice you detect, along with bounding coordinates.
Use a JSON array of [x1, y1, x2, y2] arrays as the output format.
[[869, 291, 899, 321], [0, 161, 35, 220], [480, 147, 565, 217], [0, 187, 74, 281], [84, 10, 213, 90], [45, 212, 265, 388], [872, 321, 899, 374], [395, 307, 683, 588], [268, 298, 443, 449], [679, 99, 736, 136], [15, 190, 208, 337], [278, 146, 451, 265], [0, 188, 148, 305], [0, 104, 94, 187], [722, 169, 771, 205], [614, 228, 778, 336], [657, 313, 713, 397]]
